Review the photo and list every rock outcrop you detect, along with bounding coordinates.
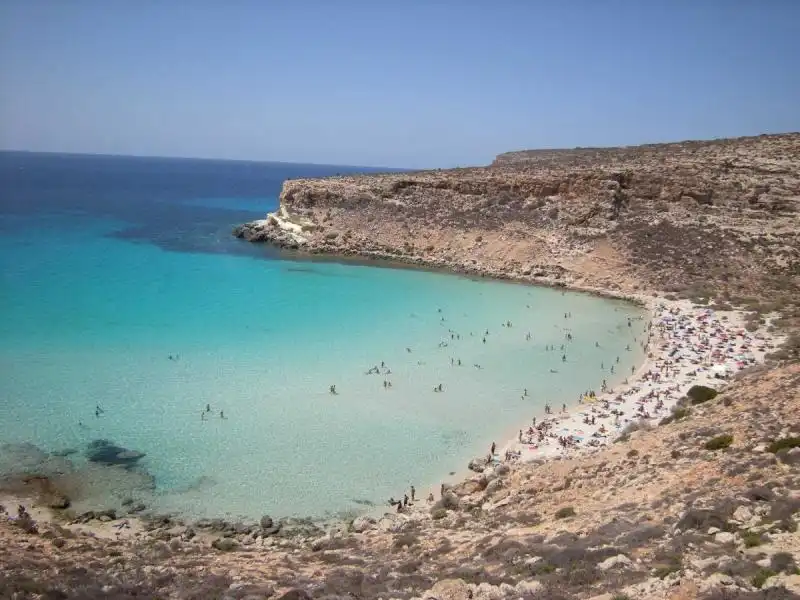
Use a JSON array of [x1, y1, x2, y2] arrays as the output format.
[[237, 133, 799, 330]]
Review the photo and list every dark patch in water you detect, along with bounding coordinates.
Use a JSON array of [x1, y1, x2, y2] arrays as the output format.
[[350, 498, 375, 506], [285, 266, 331, 276], [86, 439, 146, 468], [51, 448, 78, 458]]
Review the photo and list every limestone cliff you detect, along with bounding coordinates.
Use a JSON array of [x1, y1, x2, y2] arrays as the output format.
[[236, 133, 799, 318]]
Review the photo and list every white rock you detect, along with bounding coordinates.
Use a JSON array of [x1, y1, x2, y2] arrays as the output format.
[[756, 558, 772, 568], [690, 557, 719, 571], [515, 580, 543, 595], [714, 531, 735, 544], [378, 514, 409, 532], [707, 527, 721, 534], [703, 573, 734, 589], [732, 506, 753, 522], [351, 516, 376, 533], [597, 554, 632, 571]]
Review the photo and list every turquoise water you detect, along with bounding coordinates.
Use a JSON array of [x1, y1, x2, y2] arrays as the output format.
[[0, 153, 644, 520]]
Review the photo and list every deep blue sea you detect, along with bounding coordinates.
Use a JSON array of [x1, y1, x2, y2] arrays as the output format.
[[0, 151, 644, 520]]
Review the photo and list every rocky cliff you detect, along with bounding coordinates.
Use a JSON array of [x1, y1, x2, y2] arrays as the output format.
[[236, 134, 799, 326]]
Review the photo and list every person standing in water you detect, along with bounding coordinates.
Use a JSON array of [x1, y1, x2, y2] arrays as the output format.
[[329, 385, 337, 395], [490, 441, 496, 455], [410, 486, 416, 502]]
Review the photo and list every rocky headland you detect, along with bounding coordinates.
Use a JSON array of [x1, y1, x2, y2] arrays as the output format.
[[3, 133, 800, 599], [235, 133, 799, 319]]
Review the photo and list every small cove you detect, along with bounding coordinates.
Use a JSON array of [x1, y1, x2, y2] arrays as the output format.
[[0, 152, 645, 520]]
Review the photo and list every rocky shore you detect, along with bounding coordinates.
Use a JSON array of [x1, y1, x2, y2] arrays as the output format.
[[235, 133, 799, 313], [2, 133, 799, 599]]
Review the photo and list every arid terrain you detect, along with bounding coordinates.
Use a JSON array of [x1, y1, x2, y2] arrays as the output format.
[[3, 133, 799, 600]]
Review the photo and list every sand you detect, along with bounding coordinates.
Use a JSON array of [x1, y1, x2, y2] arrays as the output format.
[[499, 298, 783, 463]]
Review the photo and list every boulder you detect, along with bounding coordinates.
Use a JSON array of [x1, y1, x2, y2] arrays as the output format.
[[211, 537, 238, 552], [597, 554, 632, 571], [777, 447, 800, 465], [515, 580, 543, 596], [378, 514, 409, 533], [43, 492, 70, 510], [468, 456, 488, 473], [714, 531, 735, 544], [351, 516, 375, 533], [259, 515, 274, 529], [484, 478, 503, 496], [732, 505, 753, 523], [451, 479, 484, 496]]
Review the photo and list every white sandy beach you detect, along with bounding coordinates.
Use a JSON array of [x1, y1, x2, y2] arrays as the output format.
[[498, 298, 783, 464]]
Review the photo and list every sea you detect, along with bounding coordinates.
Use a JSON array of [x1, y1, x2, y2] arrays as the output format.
[[0, 151, 645, 521]]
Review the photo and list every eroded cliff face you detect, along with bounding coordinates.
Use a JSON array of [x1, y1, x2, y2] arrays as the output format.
[[236, 132, 799, 315]]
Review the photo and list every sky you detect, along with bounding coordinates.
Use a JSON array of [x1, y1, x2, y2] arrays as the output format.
[[1, 1, 798, 168]]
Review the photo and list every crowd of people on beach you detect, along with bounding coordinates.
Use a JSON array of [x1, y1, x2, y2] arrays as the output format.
[[501, 301, 776, 462]]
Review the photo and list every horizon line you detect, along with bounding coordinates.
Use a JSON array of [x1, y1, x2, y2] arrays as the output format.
[[0, 148, 415, 172]]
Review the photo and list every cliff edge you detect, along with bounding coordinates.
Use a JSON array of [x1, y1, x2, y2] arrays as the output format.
[[236, 134, 799, 328]]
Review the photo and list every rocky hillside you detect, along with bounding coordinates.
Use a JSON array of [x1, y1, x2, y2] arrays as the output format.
[[2, 363, 800, 599], [236, 133, 799, 334]]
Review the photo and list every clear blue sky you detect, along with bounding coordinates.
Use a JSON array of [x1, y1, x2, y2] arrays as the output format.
[[1, 1, 798, 168]]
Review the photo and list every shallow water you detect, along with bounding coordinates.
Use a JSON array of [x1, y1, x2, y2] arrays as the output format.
[[0, 152, 645, 520]]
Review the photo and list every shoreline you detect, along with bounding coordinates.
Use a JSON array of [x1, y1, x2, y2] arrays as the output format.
[[495, 296, 783, 466], [236, 220, 652, 308]]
